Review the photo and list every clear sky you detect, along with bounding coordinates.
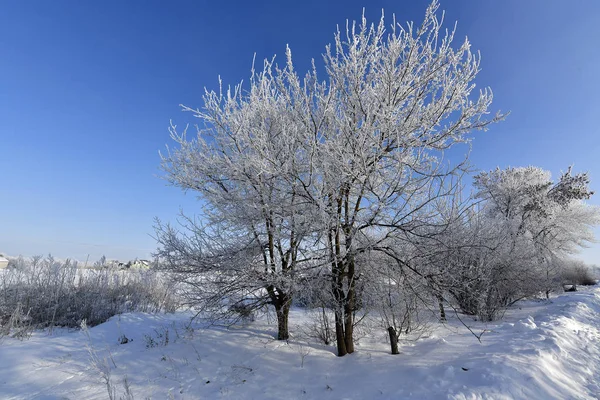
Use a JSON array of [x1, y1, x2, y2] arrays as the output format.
[[1, 0, 599, 264]]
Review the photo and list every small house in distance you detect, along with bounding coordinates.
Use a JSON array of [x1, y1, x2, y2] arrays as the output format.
[[127, 259, 151, 269], [133, 259, 151, 269], [115, 259, 151, 270], [0, 256, 9, 269]]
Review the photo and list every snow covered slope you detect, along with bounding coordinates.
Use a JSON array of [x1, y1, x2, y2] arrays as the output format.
[[1, 287, 599, 399]]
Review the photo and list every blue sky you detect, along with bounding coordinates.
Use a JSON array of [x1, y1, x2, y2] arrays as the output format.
[[1, 0, 599, 264]]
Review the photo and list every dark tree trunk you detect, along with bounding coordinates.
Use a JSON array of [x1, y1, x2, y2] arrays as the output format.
[[332, 273, 348, 356], [388, 327, 399, 355], [334, 310, 347, 356], [437, 294, 446, 322], [275, 300, 290, 340], [331, 233, 347, 357], [344, 309, 354, 354], [342, 248, 356, 354], [321, 306, 332, 345], [329, 207, 359, 357], [343, 279, 355, 354], [268, 285, 291, 341]]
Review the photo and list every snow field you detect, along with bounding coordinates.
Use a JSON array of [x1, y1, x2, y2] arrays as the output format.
[[1, 287, 599, 399]]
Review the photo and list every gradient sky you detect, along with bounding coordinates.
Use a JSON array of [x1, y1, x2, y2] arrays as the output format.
[[1, 0, 599, 264]]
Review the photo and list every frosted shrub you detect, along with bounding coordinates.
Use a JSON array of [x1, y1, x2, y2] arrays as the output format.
[[562, 260, 597, 287], [0, 255, 179, 337], [300, 307, 333, 346]]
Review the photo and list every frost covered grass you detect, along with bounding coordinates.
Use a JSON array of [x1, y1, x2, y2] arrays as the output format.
[[0, 256, 178, 338], [1, 286, 599, 399]]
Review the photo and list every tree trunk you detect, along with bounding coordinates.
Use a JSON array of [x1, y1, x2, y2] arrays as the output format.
[[343, 253, 356, 354], [388, 327, 399, 355], [275, 300, 290, 340], [331, 235, 347, 356], [334, 310, 347, 356], [268, 286, 291, 341], [343, 286, 355, 354], [320, 306, 331, 345], [344, 309, 354, 354], [437, 294, 446, 322]]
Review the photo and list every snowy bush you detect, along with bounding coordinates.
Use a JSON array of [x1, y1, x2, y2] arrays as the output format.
[[562, 259, 597, 286], [228, 302, 256, 322], [0, 255, 179, 337]]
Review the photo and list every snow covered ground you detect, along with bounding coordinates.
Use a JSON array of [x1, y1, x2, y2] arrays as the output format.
[[1, 287, 599, 399]]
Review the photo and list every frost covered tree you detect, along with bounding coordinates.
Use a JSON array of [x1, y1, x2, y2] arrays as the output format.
[[157, 60, 311, 340], [474, 166, 600, 298], [158, 0, 504, 355], [420, 204, 532, 321], [286, 1, 503, 355], [405, 166, 599, 321]]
